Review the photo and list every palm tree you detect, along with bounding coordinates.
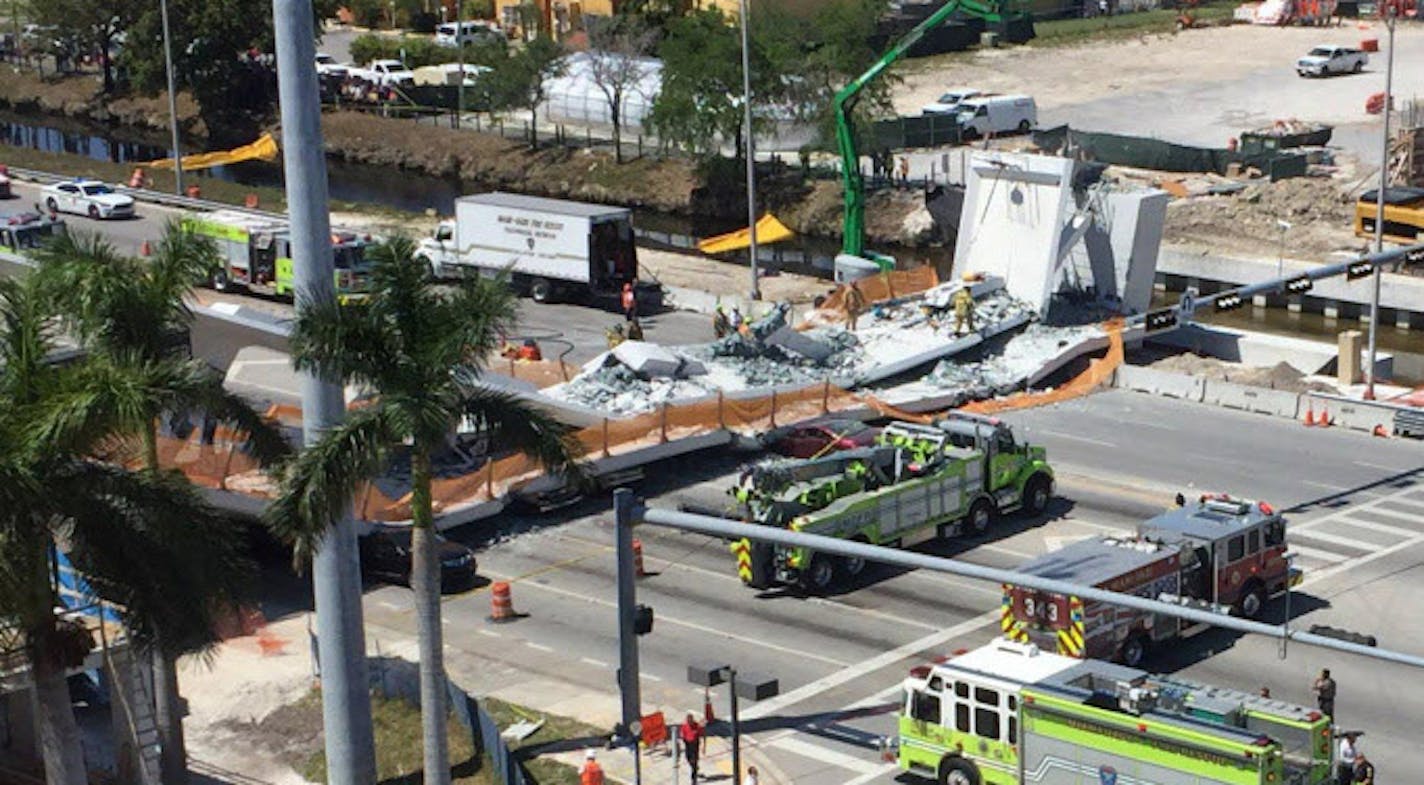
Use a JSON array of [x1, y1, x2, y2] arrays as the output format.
[[0, 275, 257, 785], [34, 224, 291, 785], [267, 236, 582, 785]]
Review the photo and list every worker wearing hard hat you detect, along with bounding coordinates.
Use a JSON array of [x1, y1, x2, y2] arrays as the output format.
[[580, 749, 605, 785], [952, 277, 977, 336]]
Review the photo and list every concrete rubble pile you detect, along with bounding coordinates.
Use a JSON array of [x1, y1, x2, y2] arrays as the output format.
[[545, 286, 1046, 416], [922, 323, 1107, 406]]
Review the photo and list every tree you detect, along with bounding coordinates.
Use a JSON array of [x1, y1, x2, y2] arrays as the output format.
[[485, 35, 566, 148], [34, 225, 291, 785], [25, 0, 142, 92], [267, 237, 582, 785], [649, 8, 748, 157], [0, 274, 259, 785], [585, 17, 658, 163]]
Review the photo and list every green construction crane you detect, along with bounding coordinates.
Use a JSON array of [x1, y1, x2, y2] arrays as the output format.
[[834, 0, 1020, 265]]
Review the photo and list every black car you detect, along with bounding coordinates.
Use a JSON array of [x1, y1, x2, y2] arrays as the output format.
[[359, 528, 478, 593]]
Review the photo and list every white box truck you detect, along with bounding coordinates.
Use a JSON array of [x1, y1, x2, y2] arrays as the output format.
[[416, 192, 654, 304]]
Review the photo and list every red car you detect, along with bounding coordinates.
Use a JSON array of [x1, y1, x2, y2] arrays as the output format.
[[765, 419, 881, 459]]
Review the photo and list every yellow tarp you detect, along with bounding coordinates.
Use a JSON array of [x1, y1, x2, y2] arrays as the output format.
[[145, 133, 279, 171], [697, 213, 795, 254]]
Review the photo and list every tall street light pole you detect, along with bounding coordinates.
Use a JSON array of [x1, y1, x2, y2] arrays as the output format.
[[455, 0, 464, 128], [738, 0, 759, 301], [272, 1, 378, 783], [1366, 10, 1395, 400], [159, 0, 184, 195]]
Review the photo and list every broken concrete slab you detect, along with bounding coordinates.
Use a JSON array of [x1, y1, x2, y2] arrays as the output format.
[[765, 326, 837, 363]]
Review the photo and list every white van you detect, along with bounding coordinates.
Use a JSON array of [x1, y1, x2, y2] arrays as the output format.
[[434, 20, 504, 47], [956, 95, 1037, 138], [921, 87, 988, 116]]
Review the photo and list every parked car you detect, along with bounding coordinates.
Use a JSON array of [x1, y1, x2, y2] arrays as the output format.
[[352, 59, 416, 87], [956, 95, 1037, 139], [315, 52, 349, 79], [763, 418, 882, 459], [412, 63, 491, 87], [41, 179, 135, 220], [921, 88, 987, 116], [359, 527, 478, 593], [1296, 45, 1367, 77], [434, 20, 505, 47]]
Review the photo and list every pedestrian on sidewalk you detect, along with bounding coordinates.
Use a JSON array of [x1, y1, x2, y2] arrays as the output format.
[[580, 750, 605, 785], [898, 156, 910, 188], [1312, 668, 1337, 718], [680, 713, 704, 782], [743, 764, 760, 785], [1337, 731, 1361, 785]]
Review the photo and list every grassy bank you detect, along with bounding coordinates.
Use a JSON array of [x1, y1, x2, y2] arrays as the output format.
[[483, 696, 607, 785], [1030, 5, 1237, 47]]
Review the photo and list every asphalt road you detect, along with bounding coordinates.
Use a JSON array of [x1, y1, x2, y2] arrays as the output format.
[[4, 181, 712, 368], [343, 389, 1424, 784]]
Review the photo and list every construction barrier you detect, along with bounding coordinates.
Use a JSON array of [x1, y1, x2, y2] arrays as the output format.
[[489, 582, 517, 622], [808, 266, 941, 326], [1113, 364, 1207, 402], [1302, 393, 1398, 434], [1201, 380, 1302, 419]]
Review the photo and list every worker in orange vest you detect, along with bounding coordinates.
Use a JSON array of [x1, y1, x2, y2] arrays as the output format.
[[516, 338, 542, 362], [579, 749, 604, 785], [621, 282, 637, 321]]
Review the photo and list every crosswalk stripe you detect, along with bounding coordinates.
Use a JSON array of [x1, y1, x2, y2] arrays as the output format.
[[1287, 544, 1348, 563], [1331, 516, 1418, 539], [1291, 529, 1380, 551], [770, 736, 886, 776]]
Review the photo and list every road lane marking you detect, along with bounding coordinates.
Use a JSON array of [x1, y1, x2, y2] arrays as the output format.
[[1332, 516, 1417, 539], [477, 628, 502, 637], [1296, 536, 1424, 588], [1290, 529, 1377, 550], [1033, 429, 1116, 448], [769, 736, 885, 776], [741, 609, 999, 721], [643, 673, 663, 682], [1287, 544, 1347, 563], [492, 573, 853, 667], [581, 657, 610, 669], [844, 764, 901, 785], [1353, 460, 1412, 473], [525, 642, 554, 653]]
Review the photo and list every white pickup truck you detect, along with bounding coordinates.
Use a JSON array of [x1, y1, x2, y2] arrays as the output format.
[[1296, 45, 1367, 77], [352, 58, 415, 87]]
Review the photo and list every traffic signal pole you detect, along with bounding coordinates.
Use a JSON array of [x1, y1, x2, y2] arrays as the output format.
[[273, 2, 377, 782], [615, 488, 642, 742]]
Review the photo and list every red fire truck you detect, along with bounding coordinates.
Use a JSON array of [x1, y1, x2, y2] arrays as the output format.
[[1003, 494, 1299, 667]]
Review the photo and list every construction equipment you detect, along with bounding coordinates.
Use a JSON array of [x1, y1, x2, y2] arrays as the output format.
[[1355, 186, 1424, 244], [181, 210, 375, 303], [730, 412, 1053, 592], [0, 211, 65, 253], [834, 0, 1029, 276], [898, 637, 1336, 785], [1002, 494, 1300, 666]]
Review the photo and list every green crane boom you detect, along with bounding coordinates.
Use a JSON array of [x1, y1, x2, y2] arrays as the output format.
[[834, 0, 1008, 261]]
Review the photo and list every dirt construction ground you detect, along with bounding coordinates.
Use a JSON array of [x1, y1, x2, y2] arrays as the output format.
[[894, 23, 1424, 162]]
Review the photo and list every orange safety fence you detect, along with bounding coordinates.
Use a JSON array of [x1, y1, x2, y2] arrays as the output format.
[[150, 322, 1123, 521]]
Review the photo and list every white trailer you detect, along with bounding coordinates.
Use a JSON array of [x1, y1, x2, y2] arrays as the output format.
[[416, 192, 646, 304]]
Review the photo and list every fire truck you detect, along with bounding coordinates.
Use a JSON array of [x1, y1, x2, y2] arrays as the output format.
[[181, 210, 374, 303], [730, 413, 1054, 592], [0, 211, 65, 253], [898, 638, 1335, 785], [1002, 495, 1299, 667]]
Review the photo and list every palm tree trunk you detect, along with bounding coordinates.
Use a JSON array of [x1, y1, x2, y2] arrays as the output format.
[[142, 421, 188, 785], [34, 652, 88, 785], [410, 447, 451, 785]]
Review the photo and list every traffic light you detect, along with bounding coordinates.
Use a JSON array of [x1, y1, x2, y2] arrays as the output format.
[[1144, 308, 1179, 333], [633, 604, 654, 636], [1214, 293, 1245, 312], [1284, 275, 1313, 295], [1346, 260, 1375, 280]]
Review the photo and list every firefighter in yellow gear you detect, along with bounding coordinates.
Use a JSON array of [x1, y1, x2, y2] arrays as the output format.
[[606, 323, 626, 349], [952, 287, 976, 336], [844, 281, 866, 331]]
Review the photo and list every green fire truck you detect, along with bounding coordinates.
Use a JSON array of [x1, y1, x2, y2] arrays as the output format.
[[899, 638, 1334, 785], [181, 210, 374, 303], [730, 413, 1054, 592]]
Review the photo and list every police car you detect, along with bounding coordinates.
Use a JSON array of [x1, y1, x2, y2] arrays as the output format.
[[41, 178, 136, 220]]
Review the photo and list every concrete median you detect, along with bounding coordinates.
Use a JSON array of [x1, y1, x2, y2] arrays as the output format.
[[1114, 365, 1206, 402], [1202, 380, 1300, 419]]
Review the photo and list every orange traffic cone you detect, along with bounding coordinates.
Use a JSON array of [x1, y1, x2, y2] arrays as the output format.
[[632, 538, 646, 578], [139, 240, 152, 257], [1302, 405, 1317, 427], [1373, 424, 1389, 438], [1318, 408, 1332, 427]]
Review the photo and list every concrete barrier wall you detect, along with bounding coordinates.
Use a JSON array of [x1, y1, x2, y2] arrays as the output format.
[[1303, 393, 1399, 433], [1202, 380, 1301, 419], [1114, 365, 1206, 402]]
